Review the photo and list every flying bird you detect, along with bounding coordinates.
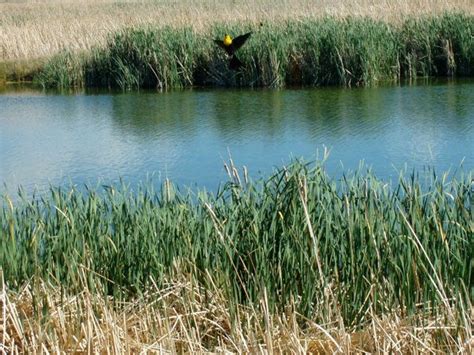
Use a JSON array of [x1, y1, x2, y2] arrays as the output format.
[[214, 32, 252, 70]]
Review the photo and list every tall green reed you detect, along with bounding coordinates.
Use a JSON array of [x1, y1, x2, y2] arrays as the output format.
[[1, 162, 472, 325], [34, 13, 473, 89], [401, 12, 474, 78], [34, 51, 86, 88]]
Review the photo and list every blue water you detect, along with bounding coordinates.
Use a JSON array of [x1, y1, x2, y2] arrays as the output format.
[[1, 81, 473, 195]]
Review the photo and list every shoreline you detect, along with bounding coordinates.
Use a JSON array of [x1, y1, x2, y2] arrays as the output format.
[[2, 1, 473, 63], [1, 12, 473, 88]]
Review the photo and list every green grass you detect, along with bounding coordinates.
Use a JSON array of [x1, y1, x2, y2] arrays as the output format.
[[0, 59, 44, 84], [34, 12, 474, 89], [2, 161, 472, 327]]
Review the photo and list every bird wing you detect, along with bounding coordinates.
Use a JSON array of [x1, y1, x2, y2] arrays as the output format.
[[214, 39, 227, 50], [231, 32, 252, 51]]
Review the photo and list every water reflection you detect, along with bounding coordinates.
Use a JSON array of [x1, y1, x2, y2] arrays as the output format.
[[1, 81, 473, 194]]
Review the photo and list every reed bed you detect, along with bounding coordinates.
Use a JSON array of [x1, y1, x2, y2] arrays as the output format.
[[1, 0, 473, 62], [34, 13, 474, 89], [1, 161, 473, 352], [2, 273, 471, 353]]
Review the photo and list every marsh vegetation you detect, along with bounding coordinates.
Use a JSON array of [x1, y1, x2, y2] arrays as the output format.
[[1, 1, 473, 87], [2, 0, 472, 62], [2, 162, 473, 352], [1, 1, 473, 352], [34, 13, 474, 88]]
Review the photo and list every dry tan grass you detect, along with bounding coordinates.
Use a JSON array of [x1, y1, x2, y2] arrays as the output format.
[[1, 0, 473, 62], [1, 271, 472, 353]]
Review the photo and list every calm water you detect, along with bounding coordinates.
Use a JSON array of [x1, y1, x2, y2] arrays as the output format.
[[1, 81, 473, 194]]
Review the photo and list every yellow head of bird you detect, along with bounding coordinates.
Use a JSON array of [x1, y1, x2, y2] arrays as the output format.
[[223, 34, 233, 46]]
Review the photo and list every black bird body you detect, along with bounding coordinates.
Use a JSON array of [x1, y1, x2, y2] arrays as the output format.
[[214, 32, 252, 70], [214, 32, 252, 56]]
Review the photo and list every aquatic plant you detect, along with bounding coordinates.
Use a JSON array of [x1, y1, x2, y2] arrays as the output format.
[[2, 160, 472, 352], [2, 0, 472, 62], [2, 270, 470, 353], [34, 13, 474, 89], [2, 161, 472, 321], [401, 13, 474, 77]]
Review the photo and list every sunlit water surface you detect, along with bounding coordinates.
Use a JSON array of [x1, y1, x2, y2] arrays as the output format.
[[1, 81, 473, 195]]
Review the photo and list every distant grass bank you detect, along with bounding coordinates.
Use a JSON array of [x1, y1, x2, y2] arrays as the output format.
[[2, 162, 472, 351], [32, 13, 474, 89], [2, 0, 472, 62]]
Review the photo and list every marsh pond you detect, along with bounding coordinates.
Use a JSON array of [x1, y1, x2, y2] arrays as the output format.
[[1, 80, 473, 194]]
